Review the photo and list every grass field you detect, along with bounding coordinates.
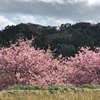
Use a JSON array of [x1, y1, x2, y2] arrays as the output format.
[[0, 85, 100, 100]]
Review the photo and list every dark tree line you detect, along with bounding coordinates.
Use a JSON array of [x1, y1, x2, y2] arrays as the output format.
[[0, 22, 100, 57]]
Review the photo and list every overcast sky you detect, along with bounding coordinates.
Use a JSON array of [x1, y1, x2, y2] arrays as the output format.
[[0, 0, 100, 30]]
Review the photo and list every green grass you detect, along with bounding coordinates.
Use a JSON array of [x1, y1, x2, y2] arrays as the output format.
[[8, 84, 100, 90], [80, 84, 100, 89], [8, 85, 45, 90]]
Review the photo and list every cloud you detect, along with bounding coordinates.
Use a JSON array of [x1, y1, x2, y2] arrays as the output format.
[[0, 15, 15, 30], [87, 0, 100, 5], [12, 14, 73, 26], [0, 0, 100, 29], [17, 14, 36, 23], [38, 0, 65, 4]]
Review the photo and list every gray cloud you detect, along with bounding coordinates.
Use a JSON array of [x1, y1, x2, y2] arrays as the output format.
[[0, 0, 100, 29]]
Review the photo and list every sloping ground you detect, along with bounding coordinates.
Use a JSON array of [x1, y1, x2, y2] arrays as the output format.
[[0, 89, 100, 100]]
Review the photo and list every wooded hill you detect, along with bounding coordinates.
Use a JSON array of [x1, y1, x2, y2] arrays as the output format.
[[0, 22, 100, 57]]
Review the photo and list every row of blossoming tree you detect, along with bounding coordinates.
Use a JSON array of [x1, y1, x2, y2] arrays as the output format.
[[0, 38, 100, 89]]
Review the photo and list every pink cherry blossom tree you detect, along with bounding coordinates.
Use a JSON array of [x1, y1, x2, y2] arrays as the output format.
[[0, 38, 100, 90], [0, 38, 69, 89], [67, 47, 100, 86]]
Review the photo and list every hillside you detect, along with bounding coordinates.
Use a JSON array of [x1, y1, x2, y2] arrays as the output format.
[[0, 22, 100, 57]]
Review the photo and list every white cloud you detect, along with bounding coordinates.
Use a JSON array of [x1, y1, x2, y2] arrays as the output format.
[[87, 0, 100, 5], [38, 0, 65, 4], [13, 14, 75, 26], [0, 15, 16, 30], [0, 0, 100, 27], [15, 0, 32, 1], [46, 17, 75, 25], [17, 14, 36, 23]]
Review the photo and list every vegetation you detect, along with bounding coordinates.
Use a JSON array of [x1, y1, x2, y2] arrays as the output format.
[[1, 22, 100, 57], [0, 85, 99, 100], [8, 84, 100, 90], [0, 22, 100, 99], [0, 88, 100, 100], [0, 39, 100, 90]]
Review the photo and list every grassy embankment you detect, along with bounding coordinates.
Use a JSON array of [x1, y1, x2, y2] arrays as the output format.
[[0, 85, 100, 100]]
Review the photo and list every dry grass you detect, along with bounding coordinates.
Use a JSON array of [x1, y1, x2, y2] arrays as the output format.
[[0, 89, 100, 100]]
